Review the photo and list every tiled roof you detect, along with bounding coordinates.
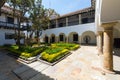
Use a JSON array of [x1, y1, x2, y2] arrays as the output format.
[[51, 7, 95, 20], [1, 5, 21, 16]]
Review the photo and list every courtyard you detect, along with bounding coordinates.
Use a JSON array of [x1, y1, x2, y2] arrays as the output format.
[[0, 46, 120, 80]]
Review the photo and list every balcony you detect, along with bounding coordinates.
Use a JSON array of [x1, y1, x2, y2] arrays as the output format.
[[0, 21, 28, 31], [0, 21, 19, 29]]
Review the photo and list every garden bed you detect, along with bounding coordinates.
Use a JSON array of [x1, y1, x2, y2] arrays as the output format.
[[38, 52, 71, 66], [38, 43, 80, 65], [39, 47, 70, 65], [5, 43, 80, 64], [51, 43, 80, 50], [6, 45, 47, 63]]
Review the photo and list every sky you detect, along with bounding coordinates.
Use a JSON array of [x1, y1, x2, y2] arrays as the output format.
[[42, 0, 91, 15]]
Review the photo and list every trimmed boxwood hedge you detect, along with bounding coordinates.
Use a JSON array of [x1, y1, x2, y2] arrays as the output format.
[[7, 45, 47, 58], [40, 47, 69, 63], [6, 43, 80, 63], [51, 43, 80, 50]]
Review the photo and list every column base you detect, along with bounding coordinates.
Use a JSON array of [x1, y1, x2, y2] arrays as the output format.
[[102, 69, 115, 74]]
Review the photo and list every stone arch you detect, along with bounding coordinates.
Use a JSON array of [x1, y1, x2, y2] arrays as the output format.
[[50, 34, 56, 43], [68, 32, 79, 43], [59, 33, 66, 42], [81, 31, 96, 45], [44, 35, 49, 43]]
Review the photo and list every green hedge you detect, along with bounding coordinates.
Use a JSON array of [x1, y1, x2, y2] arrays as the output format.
[[41, 48, 69, 63], [51, 43, 80, 50], [7, 45, 47, 58]]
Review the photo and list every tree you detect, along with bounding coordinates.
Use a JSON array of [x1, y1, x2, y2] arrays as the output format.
[[7, 0, 31, 45], [29, 0, 59, 44]]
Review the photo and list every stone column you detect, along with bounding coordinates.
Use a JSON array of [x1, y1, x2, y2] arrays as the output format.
[[103, 26, 113, 71], [56, 19, 58, 28], [66, 36, 69, 43], [79, 36, 82, 44], [56, 36, 59, 43], [98, 31, 103, 55], [66, 17, 68, 26], [48, 37, 51, 43], [79, 14, 82, 24]]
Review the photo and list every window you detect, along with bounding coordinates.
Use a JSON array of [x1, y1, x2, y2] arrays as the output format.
[[59, 23, 63, 27], [82, 18, 88, 24], [73, 34, 78, 41], [5, 33, 14, 39], [7, 17, 14, 24]]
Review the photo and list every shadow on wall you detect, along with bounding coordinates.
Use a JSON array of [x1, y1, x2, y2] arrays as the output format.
[[113, 49, 120, 57]]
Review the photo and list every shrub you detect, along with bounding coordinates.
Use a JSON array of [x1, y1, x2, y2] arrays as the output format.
[[51, 43, 80, 50], [7, 45, 47, 58], [10, 45, 19, 50], [41, 48, 69, 63]]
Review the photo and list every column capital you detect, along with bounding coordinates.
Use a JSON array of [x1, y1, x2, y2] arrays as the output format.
[[96, 31, 103, 36], [98, 31, 103, 34], [102, 21, 117, 30]]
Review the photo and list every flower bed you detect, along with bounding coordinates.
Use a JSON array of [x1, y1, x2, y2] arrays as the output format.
[[7, 45, 47, 63], [40, 47, 69, 62], [39, 43, 80, 65], [6, 43, 80, 64], [51, 43, 80, 50]]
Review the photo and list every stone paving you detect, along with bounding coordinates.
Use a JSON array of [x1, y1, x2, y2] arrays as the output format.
[[0, 50, 22, 80], [0, 46, 120, 80]]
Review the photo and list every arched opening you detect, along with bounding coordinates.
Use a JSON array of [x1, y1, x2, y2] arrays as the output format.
[[59, 33, 66, 42], [68, 32, 79, 43], [81, 31, 96, 45], [44, 36, 49, 43], [50, 34, 55, 43]]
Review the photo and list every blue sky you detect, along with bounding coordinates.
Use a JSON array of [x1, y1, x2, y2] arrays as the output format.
[[42, 0, 91, 15]]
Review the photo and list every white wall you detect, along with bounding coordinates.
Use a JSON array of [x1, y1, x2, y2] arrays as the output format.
[[0, 29, 16, 45], [0, 29, 24, 45], [81, 31, 96, 44], [42, 23, 96, 37], [41, 23, 96, 44], [100, 0, 120, 23]]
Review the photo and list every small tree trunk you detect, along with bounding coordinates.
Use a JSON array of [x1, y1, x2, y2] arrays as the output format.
[[16, 17, 21, 45], [37, 30, 40, 44]]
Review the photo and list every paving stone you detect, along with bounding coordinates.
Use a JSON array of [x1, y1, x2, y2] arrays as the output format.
[[0, 72, 10, 80], [29, 73, 54, 80], [34, 63, 50, 72], [28, 61, 42, 67], [19, 68, 39, 80], [13, 65, 31, 75], [17, 63, 49, 80], [13, 61, 42, 75]]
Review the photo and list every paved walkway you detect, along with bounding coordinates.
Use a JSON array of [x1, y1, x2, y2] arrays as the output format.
[[0, 50, 22, 80], [0, 46, 120, 80]]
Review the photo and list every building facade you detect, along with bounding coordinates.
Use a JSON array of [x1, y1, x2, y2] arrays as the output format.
[[41, 0, 96, 45], [0, 5, 24, 45]]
